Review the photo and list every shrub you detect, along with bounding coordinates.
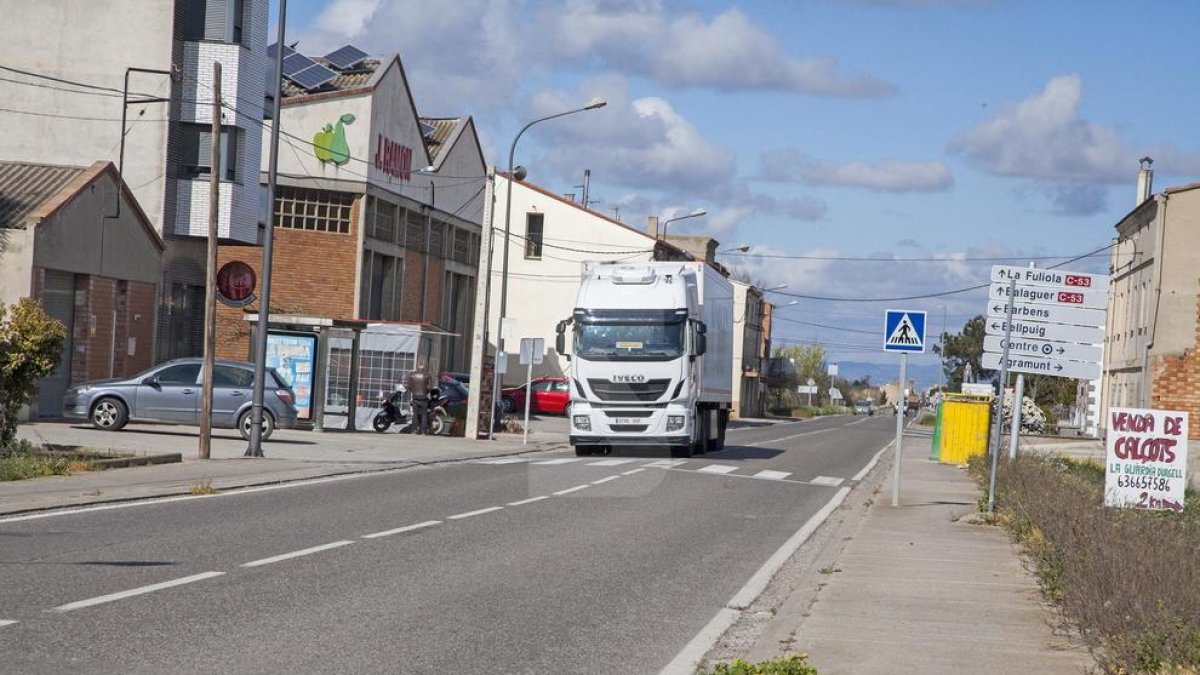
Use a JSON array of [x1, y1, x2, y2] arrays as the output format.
[[704, 654, 818, 674], [977, 452, 1200, 672], [0, 298, 66, 446], [0, 439, 71, 481]]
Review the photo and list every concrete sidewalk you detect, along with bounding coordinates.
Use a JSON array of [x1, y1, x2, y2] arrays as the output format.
[[2, 420, 569, 516], [748, 431, 1093, 674]]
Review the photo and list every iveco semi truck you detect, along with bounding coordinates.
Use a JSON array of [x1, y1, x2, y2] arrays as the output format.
[[555, 261, 733, 457]]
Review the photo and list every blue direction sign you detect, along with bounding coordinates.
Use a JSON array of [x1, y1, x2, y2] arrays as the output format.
[[884, 310, 927, 353]]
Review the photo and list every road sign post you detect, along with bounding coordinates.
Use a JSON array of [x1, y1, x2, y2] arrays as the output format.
[[518, 338, 544, 445], [987, 277, 1016, 514], [884, 310, 926, 507]]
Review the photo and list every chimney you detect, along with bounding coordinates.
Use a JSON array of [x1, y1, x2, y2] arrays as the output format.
[[563, 193, 576, 203], [1136, 156, 1154, 206], [646, 216, 659, 238]]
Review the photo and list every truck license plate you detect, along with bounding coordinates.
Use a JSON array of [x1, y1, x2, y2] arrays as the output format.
[[612, 417, 642, 425]]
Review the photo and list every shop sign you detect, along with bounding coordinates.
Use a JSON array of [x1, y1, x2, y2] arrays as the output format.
[[374, 133, 413, 181], [1105, 407, 1188, 512]]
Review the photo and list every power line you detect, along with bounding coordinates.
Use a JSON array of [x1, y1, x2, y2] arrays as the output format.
[[722, 251, 1112, 263]]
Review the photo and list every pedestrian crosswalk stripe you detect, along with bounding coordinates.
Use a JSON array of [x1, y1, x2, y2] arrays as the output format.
[[531, 458, 582, 465], [697, 464, 738, 474], [587, 458, 638, 466], [645, 459, 688, 468], [811, 476, 844, 486], [752, 470, 791, 480]]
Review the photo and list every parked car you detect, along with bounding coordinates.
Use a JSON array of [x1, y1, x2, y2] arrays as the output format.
[[63, 358, 299, 440], [500, 376, 570, 415], [853, 400, 874, 416]]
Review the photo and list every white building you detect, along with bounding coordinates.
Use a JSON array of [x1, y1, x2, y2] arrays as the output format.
[[0, 0, 270, 359]]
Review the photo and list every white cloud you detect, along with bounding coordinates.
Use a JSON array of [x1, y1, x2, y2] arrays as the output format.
[[948, 74, 1127, 183], [308, 0, 384, 39], [757, 150, 953, 192]]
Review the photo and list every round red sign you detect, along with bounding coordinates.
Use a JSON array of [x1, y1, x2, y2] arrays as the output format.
[[216, 261, 257, 303]]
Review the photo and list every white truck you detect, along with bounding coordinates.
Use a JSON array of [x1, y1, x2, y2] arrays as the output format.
[[555, 261, 733, 457]]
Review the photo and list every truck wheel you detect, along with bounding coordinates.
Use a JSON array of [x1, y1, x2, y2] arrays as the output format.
[[575, 446, 595, 457], [712, 409, 728, 452], [693, 411, 710, 455]]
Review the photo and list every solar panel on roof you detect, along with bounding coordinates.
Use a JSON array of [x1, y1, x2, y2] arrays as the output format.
[[419, 122, 436, 139], [288, 63, 338, 91], [267, 43, 295, 60], [324, 45, 369, 70], [282, 52, 316, 78]]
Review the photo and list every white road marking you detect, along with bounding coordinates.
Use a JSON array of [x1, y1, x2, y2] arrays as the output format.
[[447, 506, 504, 520], [591, 475, 622, 485], [811, 476, 845, 487], [697, 464, 738, 475], [848, 417, 871, 426], [242, 541, 354, 568], [473, 457, 528, 465], [531, 458, 582, 465], [587, 458, 638, 466], [621, 468, 647, 476], [0, 620, 17, 628], [553, 484, 591, 496], [853, 443, 891, 482], [745, 427, 834, 447], [646, 459, 688, 468], [661, 486, 854, 675], [752, 470, 791, 481], [362, 520, 441, 539], [53, 571, 226, 612], [507, 496, 550, 506]]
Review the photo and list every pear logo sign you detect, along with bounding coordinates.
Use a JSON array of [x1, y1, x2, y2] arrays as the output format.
[[313, 113, 355, 166], [883, 310, 926, 353]]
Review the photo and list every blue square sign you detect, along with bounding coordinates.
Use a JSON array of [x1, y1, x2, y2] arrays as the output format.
[[884, 310, 927, 353]]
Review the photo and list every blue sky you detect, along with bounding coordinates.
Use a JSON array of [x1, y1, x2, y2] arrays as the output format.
[[281, 0, 1200, 370]]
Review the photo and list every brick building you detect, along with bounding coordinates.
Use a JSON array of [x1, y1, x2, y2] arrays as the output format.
[[215, 45, 485, 408], [1103, 166, 1200, 439], [0, 161, 163, 416]]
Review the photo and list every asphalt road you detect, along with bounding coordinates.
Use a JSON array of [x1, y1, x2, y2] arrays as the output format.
[[0, 414, 898, 674]]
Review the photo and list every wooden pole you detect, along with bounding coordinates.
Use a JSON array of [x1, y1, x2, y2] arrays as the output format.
[[199, 61, 221, 461]]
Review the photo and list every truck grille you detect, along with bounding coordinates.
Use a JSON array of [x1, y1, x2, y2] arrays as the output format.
[[610, 424, 649, 433], [587, 378, 671, 402]]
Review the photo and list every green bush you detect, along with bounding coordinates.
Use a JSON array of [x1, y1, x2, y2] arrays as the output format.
[[704, 654, 818, 675], [0, 439, 70, 481], [0, 298, 67, 446]]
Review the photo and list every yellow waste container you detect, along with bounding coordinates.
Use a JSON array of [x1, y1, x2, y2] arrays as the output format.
[[937, 393, 992, 464]]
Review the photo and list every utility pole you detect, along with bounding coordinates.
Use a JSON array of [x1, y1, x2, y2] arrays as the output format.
[[199, 62, 221, 461]]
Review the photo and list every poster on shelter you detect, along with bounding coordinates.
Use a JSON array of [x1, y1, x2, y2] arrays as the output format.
[[266, 332, 317, 420], [1105, 407, 1188, 512]]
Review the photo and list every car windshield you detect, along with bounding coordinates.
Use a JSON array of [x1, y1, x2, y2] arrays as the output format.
[[575, 321, 685, 361]]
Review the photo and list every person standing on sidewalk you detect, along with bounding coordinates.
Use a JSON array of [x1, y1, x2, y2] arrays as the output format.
[[405, 361, 433, 435]]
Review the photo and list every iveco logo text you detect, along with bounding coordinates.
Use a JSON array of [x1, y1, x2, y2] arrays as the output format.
[[611, 375, 646, 383]]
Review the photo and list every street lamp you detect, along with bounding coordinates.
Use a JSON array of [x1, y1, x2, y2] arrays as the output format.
[[659, 208, 706, 239], [492, 97, 607, 436]]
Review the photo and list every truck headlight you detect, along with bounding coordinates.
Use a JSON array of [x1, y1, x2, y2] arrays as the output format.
[[666, 415, 685, 432], [573, 415, 591, 431]]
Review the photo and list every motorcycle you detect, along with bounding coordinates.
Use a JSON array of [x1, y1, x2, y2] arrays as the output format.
[[371, 384, 448, 435]]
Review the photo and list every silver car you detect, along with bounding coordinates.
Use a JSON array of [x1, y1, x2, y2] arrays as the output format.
[[63, 358, 299, 440]]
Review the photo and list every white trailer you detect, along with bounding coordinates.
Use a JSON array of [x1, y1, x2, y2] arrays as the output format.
[[556, 261, 733, 456]]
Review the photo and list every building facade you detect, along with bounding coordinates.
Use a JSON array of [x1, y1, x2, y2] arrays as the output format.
[[0, 0, 270, 361], [1103, 178, 1200, 439], [0, 161, 163, 416]]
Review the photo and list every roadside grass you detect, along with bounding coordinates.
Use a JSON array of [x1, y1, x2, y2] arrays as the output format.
[[0, 439, 102, 481], [969, 452, 1200, 673], [190, 480, 218, 495], [917, 411, 936, 426], [702, 654, 819, 674]]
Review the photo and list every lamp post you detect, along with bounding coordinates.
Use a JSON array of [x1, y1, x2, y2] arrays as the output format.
[[492, 98, 606, 437], [659, 208, 706, 239]]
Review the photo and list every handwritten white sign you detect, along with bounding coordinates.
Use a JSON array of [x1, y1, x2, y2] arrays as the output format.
[[1104, 407, 1189, 512]]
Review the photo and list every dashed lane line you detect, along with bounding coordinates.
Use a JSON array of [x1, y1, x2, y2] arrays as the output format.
[[362, 520, 441, 539], [0, 620, 17, 628], [591, 475, 622, 485], [242, 541, 355, 568], [447, 506, 504, 520], [553, 484, 591, 496], [508, 495, 551, 506], [621, 468, 647, 476], [744, 427, 835, 447], [696, 464, 738, 475], [752, 470, 791, 481], [52, 571, 227, 612]]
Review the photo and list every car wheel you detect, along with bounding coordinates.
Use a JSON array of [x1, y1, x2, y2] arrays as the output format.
[[239, 410, 275, 441], [501, 395, 517, 414], [90, 397, 128, 431]]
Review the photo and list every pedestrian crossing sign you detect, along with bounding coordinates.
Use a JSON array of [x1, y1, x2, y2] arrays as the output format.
[[884, 310, 927, 353]]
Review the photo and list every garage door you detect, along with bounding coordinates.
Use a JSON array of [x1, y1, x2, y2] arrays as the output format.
[[37, 270, 76, 417]]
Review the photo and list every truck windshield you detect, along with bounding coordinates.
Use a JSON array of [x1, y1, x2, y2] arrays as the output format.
[[575, 321, 685, 361]]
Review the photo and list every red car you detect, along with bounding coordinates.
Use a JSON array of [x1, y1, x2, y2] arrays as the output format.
[[501, 377, 570, 415]]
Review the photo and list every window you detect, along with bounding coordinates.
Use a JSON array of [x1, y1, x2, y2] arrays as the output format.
[[213, 365, 255, 387], [360, 250, 403, 320], [275, 186, 354, 233], [369, 197, 398, 242], [525, 213, 544, 259], [178, 123, 239, 181], [155, 363, 201, 384]]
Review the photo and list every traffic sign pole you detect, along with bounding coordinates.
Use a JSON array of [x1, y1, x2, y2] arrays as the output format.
[[988, 276, 1016, 514], [892, 351, 907, 507], [1008, 373, 1025, 460]]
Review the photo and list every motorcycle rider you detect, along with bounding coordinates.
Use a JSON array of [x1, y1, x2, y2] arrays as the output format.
[[405, 361, 433, 435]]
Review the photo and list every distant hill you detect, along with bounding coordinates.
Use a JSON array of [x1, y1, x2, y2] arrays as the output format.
[[834, 361, 945, 392]]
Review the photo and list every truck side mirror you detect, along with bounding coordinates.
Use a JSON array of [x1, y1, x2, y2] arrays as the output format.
[[694, 322, 707, 357], [555, 320, 570, 361]]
